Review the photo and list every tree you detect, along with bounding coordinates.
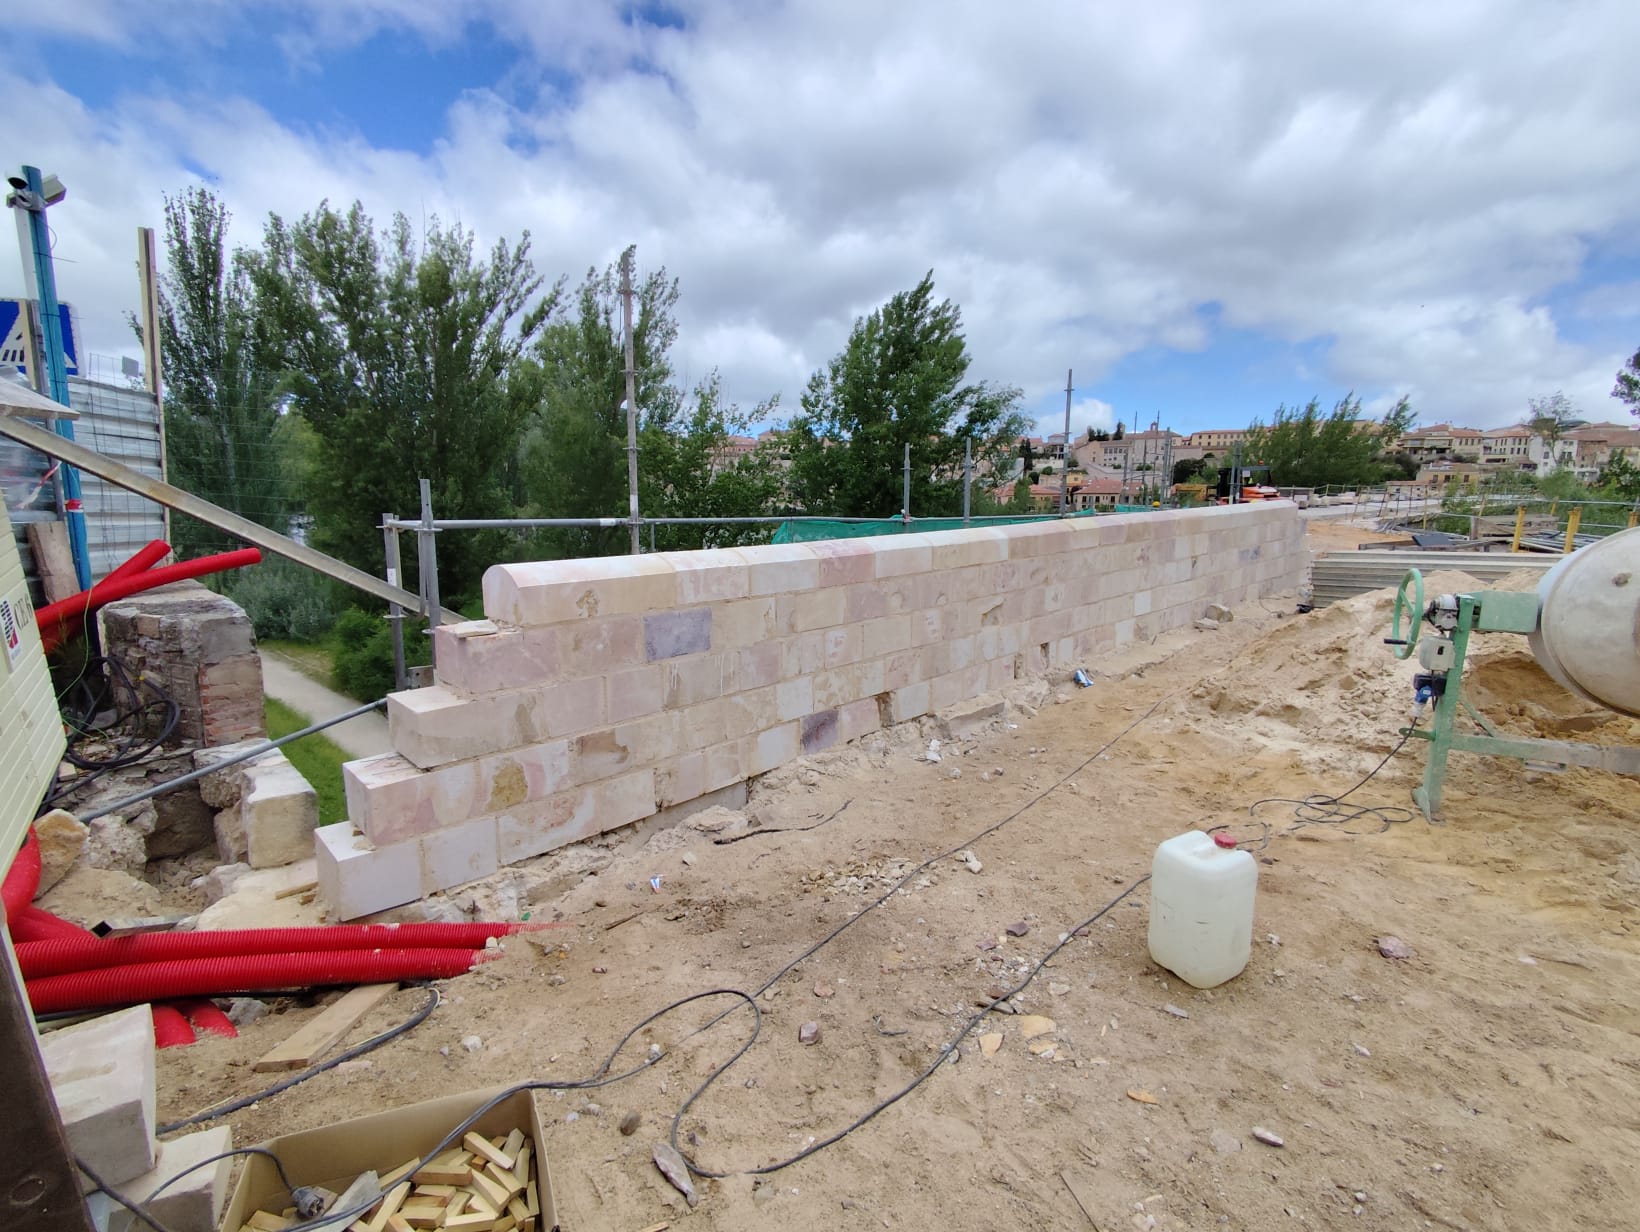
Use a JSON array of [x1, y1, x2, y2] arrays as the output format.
[[146, 187, 290, 558], [243, 202, 558, 600], [784, 272, 1027, 517], [1598, 452, 1640, 500], [1003, 479, 1035, 513], [1525, 391, 1580, 470], [1244, 395, 1413, 487], [1113, 421, 1125, 439], [1087, 427, 1110, 442], [1615, 347, 1640, 414], [1019, 436, 1036, 474], [518, 248, 783, 556], [1172, 457, 1206, 485]]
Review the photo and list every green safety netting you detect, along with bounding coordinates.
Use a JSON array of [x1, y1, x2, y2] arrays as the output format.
[[771, 505, 1163, 544]]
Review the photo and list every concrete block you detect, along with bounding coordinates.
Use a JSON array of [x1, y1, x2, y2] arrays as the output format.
[[483, 555, 678, 625], [608, 664, 666, 722], [105, 1126, 233, 1232], [746, 723, 802, 776], [421, 815, 498, 893], [670, 548, 750, 603], [644, 607, 713, 660], [40, 1005, 156, 1188], [316, 822, 421, 919], [744, 543, 820, 596], [776, 588, 846, 633], [433, 623, 560, 693], [240, 753, 319, 868]]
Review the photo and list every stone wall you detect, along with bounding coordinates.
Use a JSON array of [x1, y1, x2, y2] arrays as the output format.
[[317, 503, 1304, 918], [100, 582, 266, 747]]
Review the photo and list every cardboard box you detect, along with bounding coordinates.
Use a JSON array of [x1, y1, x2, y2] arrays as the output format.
[[219, 1086, 557, 1231]]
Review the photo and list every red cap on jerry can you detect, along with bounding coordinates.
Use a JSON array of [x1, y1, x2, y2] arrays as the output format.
[[1212, 832, 1238, 849]]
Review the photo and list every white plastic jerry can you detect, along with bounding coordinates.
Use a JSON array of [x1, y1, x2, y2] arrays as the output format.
[[1147, 830, 1258, 989]]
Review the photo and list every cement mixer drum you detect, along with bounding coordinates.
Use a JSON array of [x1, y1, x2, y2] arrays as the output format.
[[1528, 526, 1640, 717]]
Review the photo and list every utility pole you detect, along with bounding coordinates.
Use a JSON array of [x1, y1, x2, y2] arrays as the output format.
[[136, 225, 170, 541], [902, 442, 912, 527], [962, 437, 972, 526], [8, 165, 91, 588], [1059, 368, 1073, 517], [620, 247, 640, 554]]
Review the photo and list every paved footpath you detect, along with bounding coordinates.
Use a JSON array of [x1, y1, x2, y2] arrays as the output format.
[[258, 648, 392, 760]]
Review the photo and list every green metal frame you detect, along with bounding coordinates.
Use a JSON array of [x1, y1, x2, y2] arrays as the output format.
[[1394, 571, 1640, 820]]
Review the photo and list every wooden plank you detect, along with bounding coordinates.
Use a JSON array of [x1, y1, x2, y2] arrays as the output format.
[[252, 984, 396, 1072], [26, 522, 78, 604]]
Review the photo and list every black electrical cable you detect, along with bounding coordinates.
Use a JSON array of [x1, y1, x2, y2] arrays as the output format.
[[1245, 723, 1421, 835], [41, 654, 181, 810], [157, 985, 442, 1133], [76, 1154, 180, 1232], [82, 1147, 298, 1232]]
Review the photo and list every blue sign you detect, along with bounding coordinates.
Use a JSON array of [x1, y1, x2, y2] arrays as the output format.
[[0, 299, 78, 378]]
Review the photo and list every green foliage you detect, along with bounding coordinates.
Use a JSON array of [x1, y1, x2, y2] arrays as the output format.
[[1525, 391, 1580, 464], [329, 608, 428, 702], [222, 556, 339, 641], [148, 187, 292, 559], [784, 272, 1028, 517], [1598, 452, 1640, 500], [244, 201, 559, 599], [517, 248, 780, 558], [264, 697, 347, 825], [1244, 395, 1413, 487], [1172, 457, 1206, 485], [1616, 347, 1640, 413]]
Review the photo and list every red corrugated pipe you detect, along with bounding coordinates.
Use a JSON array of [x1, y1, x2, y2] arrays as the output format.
[[9, 907, 98, 944], [16, 922, 541, 980], [24, 948, 495, 1014], [37, 547, 264, 654], [105, 540, 172, 583], [177, 999, 238, 1038], [151, 1004, 197, 1049], [2, 828, 42, 925]]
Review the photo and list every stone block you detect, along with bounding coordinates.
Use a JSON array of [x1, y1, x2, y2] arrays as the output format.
[[40, 1005, 156, 1189], [483, 555, 678, 625], [800, 708, 839, 753], [674, 699, 729, 751], [775, 677, 814, 722], [192, 739, 265, 809], [608, 664, 666, 722], [929, 528, 1009, 571], [433, 623, 561, 693], [665, 655, 723, 708], [240, 753, 318, 868], [670, 548, 750, 603], [644, 607, 713, 660], [745, 723, 802, 776], [887, 681, 931, 724], [346, 741, 572, 845], [495, 769, 656, 862], [713, 598, 777, 648], [33, 808, 88, 894], [836, 697, 882, 744], [316, 822, 421, 919], [421, 815, 498, 893], [861, 614, 911, 658], [744, 543, 820, 596], [844, 582, 890, 622], [720, 687, 779, 740], [823, 623, 863, 668], [561, 615, 644, 674], [105, 1125, 233, 1232], [871, 534, 936, 579], [780, 630, 826, 677], [810, 538, 876, 587], [725, 641, 781, 692], [214, 809, 246, 865], [388, 677, 605, 769], [776, 588, 846, 633]]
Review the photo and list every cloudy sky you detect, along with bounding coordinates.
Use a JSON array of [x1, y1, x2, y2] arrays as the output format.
[[6, 0, 1639, 438]]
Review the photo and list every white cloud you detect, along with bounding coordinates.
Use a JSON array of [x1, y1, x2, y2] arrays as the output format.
[[4, 0, 1640, 434]]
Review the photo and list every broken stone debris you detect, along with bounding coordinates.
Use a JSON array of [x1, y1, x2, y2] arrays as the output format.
[[652, 1142, 699, 1206], [1376, 935, 1416, 960], [798, 1021, 822, 1045], [33, 809, 89, 893]]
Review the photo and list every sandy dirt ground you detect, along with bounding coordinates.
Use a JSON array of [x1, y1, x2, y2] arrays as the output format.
[[52, 538, 1640, 1232]]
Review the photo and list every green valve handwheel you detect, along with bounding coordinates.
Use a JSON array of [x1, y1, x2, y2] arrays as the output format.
[[1387, 568, 1424, 660]]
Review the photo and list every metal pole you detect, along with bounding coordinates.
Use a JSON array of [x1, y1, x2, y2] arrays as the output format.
[[383, 514, 407, 692], [136, 225, 171, 544], [9, 165, 90, 589], [902, 442, 911, 528], [621, 248, 640, 555], [1059, 368, 1072, 517], [962, 438, 972, 526], [0, 951, 96, 1232], [418, 478, 442, 633]]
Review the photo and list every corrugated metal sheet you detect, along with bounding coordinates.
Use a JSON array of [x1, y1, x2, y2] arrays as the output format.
[[1310, 549, 1554, 607], [3, 377, 166, 603]]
